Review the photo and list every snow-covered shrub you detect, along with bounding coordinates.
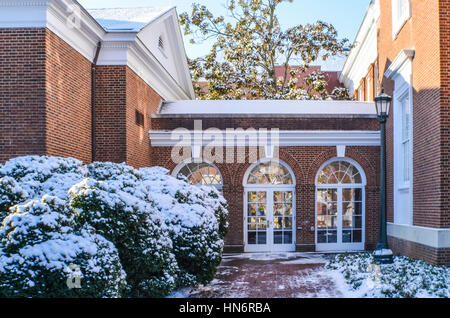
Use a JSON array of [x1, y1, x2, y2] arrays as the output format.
[[0, 156, 86, 201], [0, 177, 28, 222], [87, 162, 142, 181], [140, 168, 227, 286], [0, 156, 86, 182], [326, 252, 450, 298], [69, 178, 178, 298], [0, 195, 126, 298], [201, 186, 229, 240]]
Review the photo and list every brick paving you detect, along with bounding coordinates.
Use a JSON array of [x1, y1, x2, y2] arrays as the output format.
[[189, 253, 344, 298]]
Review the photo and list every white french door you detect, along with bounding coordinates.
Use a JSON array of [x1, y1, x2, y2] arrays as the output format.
[[315, 186, 365, 251], [244, 188, 296, 252]]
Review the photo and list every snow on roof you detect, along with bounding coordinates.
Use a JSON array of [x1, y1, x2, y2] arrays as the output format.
[[157, 100, 377, 117], [88, 7, 173, 32]]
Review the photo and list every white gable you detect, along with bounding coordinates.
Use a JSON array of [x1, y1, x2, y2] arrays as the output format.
[[88, 6, 194, 100]]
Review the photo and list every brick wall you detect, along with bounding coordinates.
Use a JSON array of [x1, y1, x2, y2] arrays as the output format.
[[125, 67, 162, 168], [378, 0, 443, 228], [94, 65, 127, 163], [151, 117, 380, 131], [389, 236, 450, 266], [0, 28, 93, 164], [94, 65, 162, 167], [45, 29, 92, 163], [0, 29, 47, 163], [439, 0, 450, 228]]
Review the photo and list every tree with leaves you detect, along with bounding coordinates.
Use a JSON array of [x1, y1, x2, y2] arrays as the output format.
[[180, 0, 352, 100]]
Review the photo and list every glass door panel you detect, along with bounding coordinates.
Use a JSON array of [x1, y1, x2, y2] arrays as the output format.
[[316, 189, 338, 243], [247, 191, 267, 245], [342, 188, 363, 243], [273, 191, 293, 245]]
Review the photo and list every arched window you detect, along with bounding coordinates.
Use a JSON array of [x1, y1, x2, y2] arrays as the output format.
[[316, 160, 363, 185], [173, 160, 222, 190], [315, 159, 366, 251], [246, 161, 294, 185]]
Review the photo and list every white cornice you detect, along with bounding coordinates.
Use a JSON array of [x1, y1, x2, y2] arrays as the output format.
[[385, 49, 415, 79], [0, 0, 105, 61], [149, 130, 381, 147], [339, 0, 379, 93]]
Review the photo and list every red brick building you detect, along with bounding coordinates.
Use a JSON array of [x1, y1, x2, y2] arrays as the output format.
[[0, 1, 195, 167], [340, 0, 450, 265], [0, 0, 448, 266]]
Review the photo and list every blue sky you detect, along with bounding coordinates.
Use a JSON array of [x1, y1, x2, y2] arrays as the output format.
[[78, 0, 372, 70]]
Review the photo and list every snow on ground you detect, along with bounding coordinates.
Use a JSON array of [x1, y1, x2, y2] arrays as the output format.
[[170, 252, 450, 298]]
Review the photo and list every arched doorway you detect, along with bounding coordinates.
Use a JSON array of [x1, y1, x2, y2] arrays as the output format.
[[243, 159, 296, 252], [315, 158, 366, 252]]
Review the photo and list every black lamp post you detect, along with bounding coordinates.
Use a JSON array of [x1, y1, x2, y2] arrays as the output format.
[[373, 89, 394, 264]]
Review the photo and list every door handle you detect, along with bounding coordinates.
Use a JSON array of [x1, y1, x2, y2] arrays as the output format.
[[267, 220, 270, 228]]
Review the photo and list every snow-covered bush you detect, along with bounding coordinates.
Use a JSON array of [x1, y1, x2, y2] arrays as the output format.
[[140, 167, 227, 286], [87, 162, 141, 182], [326, 252, 450, 298], [0, 157, 229, 296], [0, 156, 86, 202], [0, 177, 28, 222], [69, 178, 178, 297], [0, 156, 86, 182], [0, 195, 126, 298]]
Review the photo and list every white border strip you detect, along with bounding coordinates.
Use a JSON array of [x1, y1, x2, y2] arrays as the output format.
[[149, 130, 381, 147], [388, 223, 450, 249]]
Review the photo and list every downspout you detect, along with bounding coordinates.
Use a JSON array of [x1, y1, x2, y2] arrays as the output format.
[[91, 42, 102, 163]]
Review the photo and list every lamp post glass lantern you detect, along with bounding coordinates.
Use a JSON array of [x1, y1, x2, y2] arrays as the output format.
[[374, 89, 394, 264]]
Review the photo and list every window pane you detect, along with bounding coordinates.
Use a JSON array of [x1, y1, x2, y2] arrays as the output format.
[[343, 230, 352, 243], [248, 204, 257, 216], [274, 204, 283, 216], [354, 216, 362, 229], [274, 231, 283, 244], [257, 232, 267, 244], [273, 217, 283, 229], [284, 204, 293, 216], [317, 230, 327, 243], [317, 203, 327, 215], [248, 232, 256, 244], [284, 217, 292, 229], [353, 230, 362, 243], [328, 230, 337, 243], [284, 231, 292, 244]]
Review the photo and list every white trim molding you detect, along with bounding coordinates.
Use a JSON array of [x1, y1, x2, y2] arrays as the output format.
[[388, 223, 450, 249], [0, 0, 105, 62], [339, 0, 379, 95], [385, 48, 415, 79], [149, 130, 381, 147]]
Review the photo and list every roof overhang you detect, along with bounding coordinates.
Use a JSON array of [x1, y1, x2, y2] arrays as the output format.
[[155, 100, 378, 118]]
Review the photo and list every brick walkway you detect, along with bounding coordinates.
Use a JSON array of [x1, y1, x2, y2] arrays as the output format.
[[189, 253, 345, 298]]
